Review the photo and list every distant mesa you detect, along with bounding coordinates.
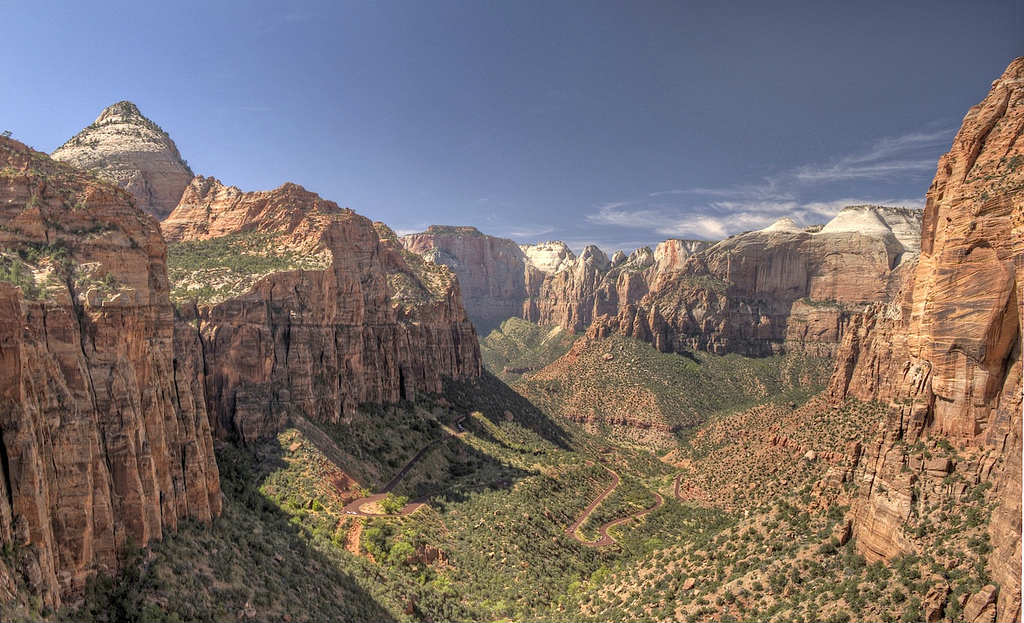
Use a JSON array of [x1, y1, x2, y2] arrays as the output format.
[[402, 201, 923, 356]]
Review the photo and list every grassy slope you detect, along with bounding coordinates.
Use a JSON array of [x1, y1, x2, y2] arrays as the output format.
[[479, 317, 579, 382], [515, 333, 830, 447], [166, 231, 329, 304]]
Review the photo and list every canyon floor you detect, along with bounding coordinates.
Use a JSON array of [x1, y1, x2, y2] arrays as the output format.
[[44, 326, 996, 623]]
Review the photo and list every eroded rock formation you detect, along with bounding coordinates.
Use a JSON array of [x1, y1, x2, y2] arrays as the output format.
[[52, 101, 194, 220], [399, 226, 546, 334], [546, 206, 917, 356], [165, 180, 481, 443], [404, 206, 919, 357], [0, 137, 220, 606], [829, 57, 1023, 622]]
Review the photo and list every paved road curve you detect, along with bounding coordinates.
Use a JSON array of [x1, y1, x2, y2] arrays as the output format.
[[566, 463, 665, 547], [342, 418, 466, 517]]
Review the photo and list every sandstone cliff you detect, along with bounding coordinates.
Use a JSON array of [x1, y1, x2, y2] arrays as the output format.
[[653, 238, 713, 272], [52, 101, 194, 220], [165, 179, 481, 443], [400, 226, 545, 334], [0, 137, 220, 607], [403, 206, 918, 357], [829, 57, 1023, 622], [549, 206, 918, 356]]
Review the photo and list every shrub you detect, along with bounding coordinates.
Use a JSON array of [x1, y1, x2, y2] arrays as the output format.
[[379, 493, 409, 514]]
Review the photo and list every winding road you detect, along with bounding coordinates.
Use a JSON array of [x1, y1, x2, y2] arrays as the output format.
[[565, 463, 666, 547], [342, 418, 466, 517]]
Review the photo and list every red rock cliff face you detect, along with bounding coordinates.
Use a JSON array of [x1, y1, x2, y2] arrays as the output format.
[[400, 226, 543, 335], [0, 137, 220, 606], [164, 179, 481, 443], [568, 208, 917, 357], [403, 208, 917, 357], [829, 58, 1023, 622]]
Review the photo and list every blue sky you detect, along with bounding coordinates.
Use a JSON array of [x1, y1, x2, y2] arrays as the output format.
[[2, 1, 1021, 252]]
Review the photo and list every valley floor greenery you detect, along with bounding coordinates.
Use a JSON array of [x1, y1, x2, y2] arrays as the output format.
[[62, 323, 1006, 623]]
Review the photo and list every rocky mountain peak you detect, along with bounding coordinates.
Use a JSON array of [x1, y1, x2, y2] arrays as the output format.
[[94, 100, 145, 124], [760, 217, 802, 233], [577, 245, 610, 271], [819, 204, 923, 254], [653, 239, 713, 271], [521, 240, 575, 274], [52, 101, 194, 220], [626, 246, 655, 268]]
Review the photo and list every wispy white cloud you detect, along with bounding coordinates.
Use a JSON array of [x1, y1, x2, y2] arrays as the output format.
[[794, 159, 936, 183], [586, 194, 924, 240], [583, 126, 948, 240], [792, 128, 952, 183], [504, 226, 554, 239], [587, 204, 667, 228]]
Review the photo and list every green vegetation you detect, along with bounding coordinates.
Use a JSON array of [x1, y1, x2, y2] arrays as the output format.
[[577, 472, 657, 543], [166, 231, 330, 304], [480, 317, 579, 381], [515, 333, 829, 447], [379, 494, 410, 514], [0, 242, 75, 300], [0, 255, 46, 299], [61, 319, 1003, 623]]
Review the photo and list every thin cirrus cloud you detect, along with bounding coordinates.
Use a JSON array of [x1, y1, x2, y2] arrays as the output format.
[[794, 127, 953, 182], [592, 195, 926, 241], [587, 126, 950, 241]]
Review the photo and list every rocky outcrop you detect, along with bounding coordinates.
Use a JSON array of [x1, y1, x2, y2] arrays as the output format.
[[400, 226, 543, 334], [653, 239, 713, 272], [521, 241, 575, 274], [52, 101, 194, 220], [549, 207, 918, 356], [404, 206, 918, 357], [0, 137, 220, 606], [829, 57, 1023, 622], [162, 176, 338, 247], [165, 181, 481, 443]]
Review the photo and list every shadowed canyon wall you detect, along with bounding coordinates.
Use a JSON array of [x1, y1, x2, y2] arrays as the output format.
[[0, 110, 482, 606], [0, 137, 220, 607]]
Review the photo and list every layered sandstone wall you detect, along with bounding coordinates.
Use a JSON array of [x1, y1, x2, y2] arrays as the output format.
[[165, 180, 481, 443], [0, 137, 220, 606], [403, 207, 917, 357], [829, 57, 1023, 623], [560, 207, 917, 356], [400, 226, 544, 334]]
